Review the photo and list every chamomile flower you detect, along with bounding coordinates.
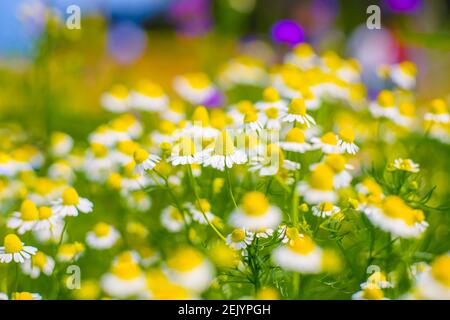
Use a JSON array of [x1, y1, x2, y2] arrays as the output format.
[[362, 195, 428, 238], [279, 127, 312, 153], [52, 187, 93, 217], [101, 252, 147, 298], [218, 55, 267, 89], [86, 222, 120, 250], [226, 228, 254, 250], [312, 202, 341, 218], [361, 271, 393, 289], [390, 61, 417, 90], [413, 253, 450, 300], [352, 285, 387, 300], [129, 80, 168, 112], [165, 247, 214, 293], [260, 106, 282, 130], [424, 99, 449, 124], [0, 234, 37, 263], [125, 190, 152, 212], [323, 154, 353, 188], [242, 111, 263, 133], [48, 160, 75, 183], [281, 98, 316, 127], [184, 105, 220, 139], [161, 206, 188, 232], [272, 233, 324, 273], [168, 136, 202, 166], [311, 132, 342, 154], [22, 251, 55, 278], [297, 164, 337, 204], [7, 199, 40, 234], [84, 142, 116, 182], [202, 132, 247, 171], [255, 87, 287, 111], [337, 127, 359, 154], [249, 144, 299, 176], [133, 148, 160, 175], [393, 102, 416, 127], [101, 84, 130, 113], [34, 206, 60, 231], [50, 131, 73, 157], [284, 43, 317, 70], [11, 292, 42, 300], [228, 191, 282, 232], [57, 242, 85, 262], [187, 199, 217, 225], [173, 73, 217, 105], [370, 90, 398, 120], [390, 158, 420, 173]]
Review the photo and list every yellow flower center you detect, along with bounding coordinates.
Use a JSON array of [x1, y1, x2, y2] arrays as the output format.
[[62, 187, 80, 206], [430, 99, 447, 115], [288, 235, 316, 255], [319, 202, 334, 212], [241, 191, 269, 216], [288, 98, 307, 115], [32, 251, 47, 269], [285, 128, 305, 143], [263, 87, 280, 102], [399, 102, 415, 117], [12, 292, 34, 300], [136, 80, 164, 97], [244, 111, 258, 123], [285, 227, 299, 240], [187, 73, 210, 89], [117, 140, 139, 156], [362, 287, 384, 300], [94, 222, 111, 237], [399, 61, 416, 76], [265, 107, 279, 120], [167, 247, 204, 272], [339, 127, 355, 143], [308, 164, 334, 191], [112, 261, 141, 280], [38, 206, 53, 219], [178, 137, 196, 157], [231, 229, 246, 242], [293, 43, 314, 58], [59, 242, 84, 257], [133, 148, 149, 164], [110, 84, 128, 99], [431, 255, 450, 287], [377, 90, 395, 108], [108, 173, 122, 189], [169, 207, 183, 221], [320, 132, 338, 146], [396, 159, 415, 171], [237, 100, 255, 115], [4, 234, 23, 253], [324, 154, 346, 173], [192, 105, 210, 127], [159, 120, 176, 135], [381, 196, 417, 226], [91, 143, 108, 158], [195, 199, 211, 212], [20, 199, 39, 221], [214, 132, 235, 156], [51, 132, 68, 145]]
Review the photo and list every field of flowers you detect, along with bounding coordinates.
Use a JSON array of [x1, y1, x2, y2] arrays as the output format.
[[0, 1, 449, 301]]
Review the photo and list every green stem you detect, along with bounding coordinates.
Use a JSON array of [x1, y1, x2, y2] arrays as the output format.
[[293, 273, 300, 298], [224, 166, 238, 208]]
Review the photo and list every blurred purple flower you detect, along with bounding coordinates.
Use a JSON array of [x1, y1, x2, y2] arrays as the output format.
[[168, 0, 212, 37], [271, 20, 304, 47], [203, 90, 224, 108], [384, 0, 422, 13], [107, 21, 147, 65]]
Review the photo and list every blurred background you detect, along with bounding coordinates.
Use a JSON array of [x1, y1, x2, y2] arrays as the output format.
[[0, 0, 449, 140]]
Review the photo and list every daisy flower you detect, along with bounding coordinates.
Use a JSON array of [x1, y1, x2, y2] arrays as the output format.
[[125, 190, 152, 212], [228, 191, 282, 233], [48, 160, 75, 183], [279, 127, 311, 153], [352, 285, 387, 300], [22, 251, 55, 278], [281, 98, 316, 127], [52, 187, 93, 217], [424, 99, 449, 124], [161, 206, 188, 233], [242, 111, 263, 133], [34, 206, 60, 231], [323, 154, 353, 188], [226, 229, 254, 250], [337, 127, 359, 154], [11, 292, 42, 300], [297, 164, 337, 204], [369, 90, 398, 120], [50, 131, 73, 157], [100, 84, 130, 113], [249, 144, 299, 177], [0, 152, 16, 177], [362, 271, 393, 289], [311, 132, 342, 154], [390, 61, 417, 90], [413, 253, 450, 300], [393, 102, 416, 127], [129, 80, 168, 112], [86, 222, 120, 250], [312, 202, 341, 218], [133, 148, 160, 175], [187, 199, 217, 225], [165, 247, 214, 293], [101, 253, 147, 298], [184, 105, 220, 139], [202, 132, 247, 171], [272, 233, 324, 273], [390, 158, 420, 173], [362, 195, 428, 238], [168, 136, 202, 166], [284, 43, 317, 70], [84, 142, 116, 182], [0, 234, 37, 263], [255, 87, 287, 111], [57, 242, 85, 262], [7, 199, 40, 234], [217, 55, 267, 89], [261, 106, 282, 130], [173, 73, 217, 105]]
